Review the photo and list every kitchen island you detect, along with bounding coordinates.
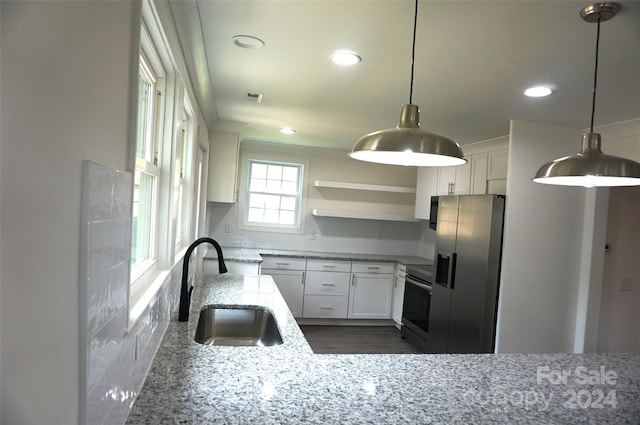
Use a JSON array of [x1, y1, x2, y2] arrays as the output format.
[[126, 274, 640, 424]]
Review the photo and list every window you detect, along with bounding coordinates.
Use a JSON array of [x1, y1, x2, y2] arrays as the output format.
[[246, 161, 302, 226], [131, 50, 164, 281], [237, 151, 309, 234], [174, 97, 195, 251]]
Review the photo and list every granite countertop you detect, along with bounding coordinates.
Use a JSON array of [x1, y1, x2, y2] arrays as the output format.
[[205, 246, 433, 267], [126, 274, 640, 424]]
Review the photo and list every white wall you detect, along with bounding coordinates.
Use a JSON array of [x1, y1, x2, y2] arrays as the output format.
[[206, 142, 432, 258], [496, 120, 587, 353], [1, 2, 136, 423], [596, 119, 640, 353]]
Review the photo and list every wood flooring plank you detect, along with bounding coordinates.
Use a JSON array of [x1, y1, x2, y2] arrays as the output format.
[[299, 325, 422, 354]]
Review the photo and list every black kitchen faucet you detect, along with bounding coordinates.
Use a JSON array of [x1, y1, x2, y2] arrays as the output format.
[[178, 237, 227, 321]]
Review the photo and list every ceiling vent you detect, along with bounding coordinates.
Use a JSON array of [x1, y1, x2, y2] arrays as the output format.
[[245, 92, 263, 103]]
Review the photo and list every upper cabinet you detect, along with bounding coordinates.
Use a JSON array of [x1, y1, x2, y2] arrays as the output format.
[[207, 130, 239, 203], [437, 158, 472, 196], [414, 144, 509, 220]]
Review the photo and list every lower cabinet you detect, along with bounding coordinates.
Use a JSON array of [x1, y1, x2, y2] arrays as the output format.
[[264, 270, 305, 318], [303, 259, 351, 318], [262, 257, 397, 321], [261, 256, 306, 318], [348, 263, 394, 319]]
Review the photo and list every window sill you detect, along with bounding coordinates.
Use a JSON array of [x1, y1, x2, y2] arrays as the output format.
[[128, 247, 191, 330], [128, 268, 170, 330]]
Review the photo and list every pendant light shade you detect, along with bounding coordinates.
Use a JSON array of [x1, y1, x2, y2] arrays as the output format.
[[533, 2, 640, 187], [533, 133, 640, 187], [349, 0, 465, 167], [349, 104, 466, 166]]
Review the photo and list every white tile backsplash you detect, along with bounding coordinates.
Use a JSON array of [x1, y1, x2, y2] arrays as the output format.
[[80, 160, 179, 425]]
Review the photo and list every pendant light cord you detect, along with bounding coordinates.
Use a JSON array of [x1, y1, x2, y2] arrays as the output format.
[[590, 17, 601, 133], [409, 0, 418, 105]]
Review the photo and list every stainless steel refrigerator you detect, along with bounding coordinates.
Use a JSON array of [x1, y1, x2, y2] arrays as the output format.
[[428, 194, 505, 354]]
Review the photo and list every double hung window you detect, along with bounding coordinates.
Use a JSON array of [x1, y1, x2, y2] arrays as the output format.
[[131, 50, 164, 281], [237, 151, 309, 234]]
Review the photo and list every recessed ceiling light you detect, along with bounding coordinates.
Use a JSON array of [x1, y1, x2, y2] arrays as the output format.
[[280, 127, 296, 135], [524, 86, 554, 97], [331, 51, 361, 66], [232, 35, 265, 49]]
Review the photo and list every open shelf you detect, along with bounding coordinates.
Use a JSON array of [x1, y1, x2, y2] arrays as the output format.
[[313, 180, 416, 194], [311, 209, 419, 222]]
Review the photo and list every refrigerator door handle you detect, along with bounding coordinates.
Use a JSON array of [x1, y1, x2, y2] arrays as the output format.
[[436, 250, 451, 287], [449, 252, 457, 290]]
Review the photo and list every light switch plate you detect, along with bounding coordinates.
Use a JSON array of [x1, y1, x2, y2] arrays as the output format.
[[620, 276, 633, 292]]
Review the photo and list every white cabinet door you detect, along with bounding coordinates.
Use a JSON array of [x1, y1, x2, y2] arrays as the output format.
[[391, 264, 406, 327], [436, 159, 471, 196], [470, 152, 489, 195], [453, 159, 471, 195], [348, 273, 393, 319], [437, 167, 455, 195], [262, 270, 304, 318], [487, 148, 509, 180], [414, 167, 438, 220], [207, 131, 239, 203]]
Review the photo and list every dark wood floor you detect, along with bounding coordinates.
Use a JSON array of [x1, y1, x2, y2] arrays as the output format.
[[299, 325, 422, 354]]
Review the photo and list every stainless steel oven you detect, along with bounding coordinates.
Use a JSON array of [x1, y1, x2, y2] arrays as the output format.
[[401, 264, 434, 353]]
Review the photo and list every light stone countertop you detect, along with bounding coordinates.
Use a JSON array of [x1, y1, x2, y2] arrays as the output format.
[[126, 274, 640, 424], [205, 246, 434, 267]]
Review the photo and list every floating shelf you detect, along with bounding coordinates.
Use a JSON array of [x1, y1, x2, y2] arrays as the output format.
[[313, 180, 416, 194], [311, 209, 419, 223]]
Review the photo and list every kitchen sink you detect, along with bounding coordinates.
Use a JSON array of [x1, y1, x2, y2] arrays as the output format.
[[194, 305, 283, 346]]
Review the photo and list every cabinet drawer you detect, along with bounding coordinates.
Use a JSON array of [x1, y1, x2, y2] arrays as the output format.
[[303, 295, 348, 319], [305, 259, 351, 272], [305, 271, 350, 296], [260, 256, 306, 271], [351, 262, 394, 274]]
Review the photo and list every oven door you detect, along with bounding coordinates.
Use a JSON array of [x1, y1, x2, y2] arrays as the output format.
[[401, 275, 431, 340]]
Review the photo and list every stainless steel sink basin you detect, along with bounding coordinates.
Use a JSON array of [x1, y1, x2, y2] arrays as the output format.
[[194, 305, 283, 346]]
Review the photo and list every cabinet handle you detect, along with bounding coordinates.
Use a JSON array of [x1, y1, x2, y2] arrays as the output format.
[[276, 262, 290, 266], [320, 306, 334, 310], [367, 266, 380, 270], [321, 283, 336, 286], [323, 265, 336, 268], [302, 271, 305, 284], [351, 275, 356, 286]]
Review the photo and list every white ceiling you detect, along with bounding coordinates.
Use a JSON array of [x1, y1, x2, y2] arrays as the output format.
[[170, 0, 640, 151]]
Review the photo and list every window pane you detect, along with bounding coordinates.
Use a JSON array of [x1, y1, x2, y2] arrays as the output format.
[[281, 181, 297, 195], [136, 74, 152, 159], [263, 209, 279, 223], [247, 208, 264, 222], [249, 177, 266, 192], [251, 163, 268, 179], [265, 179, 282, 193], [266, 165, 282, 181], [132, 170, 154, 267], [264, 194, 280, 210], [280, 196, 296, 211], [249, 193, 265, 209], [279, 211, 295, 225], [282, 166, 298, 182]]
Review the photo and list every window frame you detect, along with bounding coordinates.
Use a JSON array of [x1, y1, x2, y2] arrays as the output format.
[[237, 150, 309, 235], [130, 27, 167, 284]]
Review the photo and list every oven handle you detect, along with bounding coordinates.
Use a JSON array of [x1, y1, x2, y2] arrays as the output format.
[[405, 275, 432, 292]]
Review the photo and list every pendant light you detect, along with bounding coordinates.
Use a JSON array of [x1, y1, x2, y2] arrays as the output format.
[[348, 0, 465, 167], [533, 2, 640, 187]]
